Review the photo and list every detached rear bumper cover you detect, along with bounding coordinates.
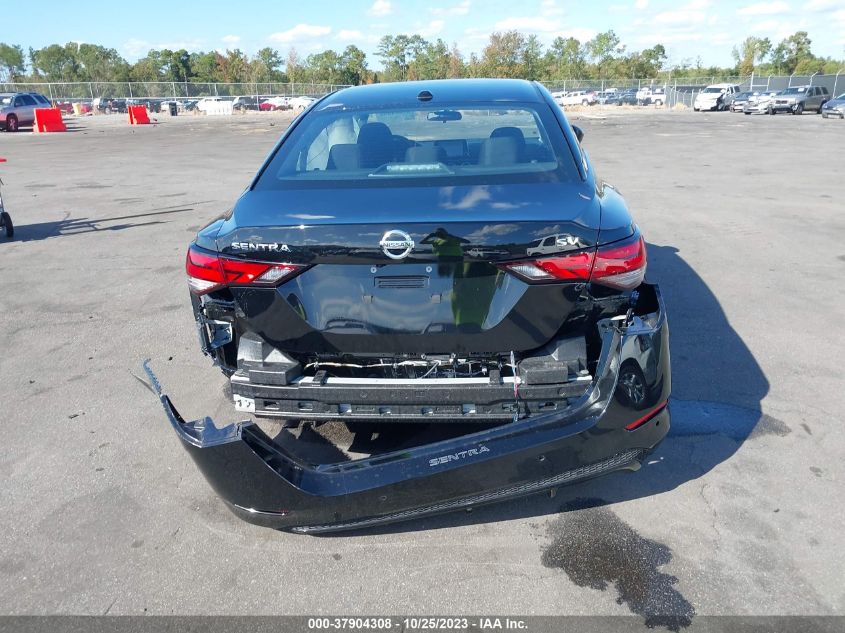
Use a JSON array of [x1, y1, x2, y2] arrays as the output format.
[[146, 284, 670, 533]]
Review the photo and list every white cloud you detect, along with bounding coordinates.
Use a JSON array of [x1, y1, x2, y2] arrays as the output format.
[[653, 1, 709, 25], [555, 27, 598, 42], [336, 30, 363, 41], [414, 20, 445, 37], [268, 24, 332, 43], [221, 34, 241, 45], [431, 1, 471, 16], [122, 38, 205, 59], [737, 2, 790, 16], [368, 0, 393, 17], [806, 0, 838, 10], [494, 16, 561, 32], [634, 0, 649, 9], [541, 0, 564, 17], [336, 29, 379, 44]]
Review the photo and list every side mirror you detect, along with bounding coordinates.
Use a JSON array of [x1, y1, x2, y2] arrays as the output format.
[[572, 125, 584, 143]]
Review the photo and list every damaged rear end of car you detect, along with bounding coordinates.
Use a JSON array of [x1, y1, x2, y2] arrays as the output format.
[[147, 79, 670, 532]]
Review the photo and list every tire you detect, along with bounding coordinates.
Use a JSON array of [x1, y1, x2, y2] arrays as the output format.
[[793, 103, 803, 115], [616, 362, 648, 410], [1, 212, 12, 238], [655, 99, 663, 107], [768, 106, 774, 115], [745, 111, 751, 115], [5, 114, 18, 132], [581, 99, 588, 106]]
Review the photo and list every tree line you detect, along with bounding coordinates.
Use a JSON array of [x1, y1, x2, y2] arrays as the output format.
[[0, 30, 842, 86]]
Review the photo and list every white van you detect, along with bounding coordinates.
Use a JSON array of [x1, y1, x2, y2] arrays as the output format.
[[694, 84, 740, 111]]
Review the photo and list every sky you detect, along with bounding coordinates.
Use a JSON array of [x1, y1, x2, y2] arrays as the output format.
[[8, 0, 845, 69]]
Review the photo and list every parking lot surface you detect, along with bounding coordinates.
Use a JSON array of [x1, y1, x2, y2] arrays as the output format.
[[0, 109, 843, 619]]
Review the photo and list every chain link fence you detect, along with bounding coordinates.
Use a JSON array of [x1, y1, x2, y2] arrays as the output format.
[[0, 81, 352, 101], [2, 73, 842, 106]]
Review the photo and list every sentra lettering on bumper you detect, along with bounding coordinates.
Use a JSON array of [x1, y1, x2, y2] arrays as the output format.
[[145, 284, 670, 533]]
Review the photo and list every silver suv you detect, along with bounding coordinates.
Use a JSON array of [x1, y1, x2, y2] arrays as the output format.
[[1, 92, 52, 132], [770, 85, 830, 115]]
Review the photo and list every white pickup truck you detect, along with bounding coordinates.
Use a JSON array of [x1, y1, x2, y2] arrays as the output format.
[[635, 86, 667, 106], [551, 90, 597, 107]]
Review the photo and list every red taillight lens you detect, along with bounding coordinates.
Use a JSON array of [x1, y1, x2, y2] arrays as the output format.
[[502, 250, 594, 282], [186, 245, 303, 295], [592, 235, 647, 290], [186, 246, 225, 294], [500, 234, 646, 290]]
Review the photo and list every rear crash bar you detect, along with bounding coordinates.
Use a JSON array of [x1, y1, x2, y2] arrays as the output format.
[[145, 283, 670, 532]]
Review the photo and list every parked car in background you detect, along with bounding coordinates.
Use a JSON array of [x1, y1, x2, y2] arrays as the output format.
[[289, 95, 317, 111], [770, 85, 830, 115], [743, 90, 781, 115], [616, 89, 639, 105], [93, 97, 128, 114], [730, 91, 759, 112], [0, 92, 52, 131], [694, 84, 740, 111], [553, 90, 597, 106], [261, 96, 292, 111], [196, 97, 228, 113], [233, 96, 261, 111], [821, 93, 845, 119], [595, 91, 615, 105], [636, 86, 666, 106]]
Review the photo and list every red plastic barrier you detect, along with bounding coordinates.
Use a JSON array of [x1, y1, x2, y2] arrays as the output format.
[[33, 108, 67, 133], [128, 105, 150, 125]]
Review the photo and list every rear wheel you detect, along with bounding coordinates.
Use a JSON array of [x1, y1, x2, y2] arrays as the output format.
[[1, 212, 12, 238], [5, 115, 18, 132]]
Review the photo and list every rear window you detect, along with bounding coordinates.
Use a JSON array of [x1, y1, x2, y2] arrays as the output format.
[[255, 101, 579, 190]]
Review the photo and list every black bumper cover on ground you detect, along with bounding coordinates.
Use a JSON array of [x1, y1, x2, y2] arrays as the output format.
[[146, 284, 670, 533]]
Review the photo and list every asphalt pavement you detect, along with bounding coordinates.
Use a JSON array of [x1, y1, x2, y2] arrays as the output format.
[[0, 108, 843, 620]]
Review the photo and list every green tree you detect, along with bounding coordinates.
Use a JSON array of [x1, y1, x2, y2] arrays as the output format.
[[522, 35, 544, 80], [447, 43, 464, 78], [544, 37, 586, 79], [770, 31, 814, 74], [585, 30, 623, 78], [338, 45, 367, 85], [189, 51, 220, 83], [408, 39, 450, 80], [217, 49, 249, 83], [732, 37, 771, 75], [376, 34, 427, 81], [286, 47, 304, 83], [250, 47, 284, 83], [0, 43, 26, 81], [480, 31, 527, 78], [129, 50, 163, 82], [30, 43, 80, 81]]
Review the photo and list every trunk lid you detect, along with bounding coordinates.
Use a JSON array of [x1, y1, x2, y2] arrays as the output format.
[[215, 184, 600, 355]]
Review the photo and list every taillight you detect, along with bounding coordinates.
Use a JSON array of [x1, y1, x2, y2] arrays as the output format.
[[501, 251, 594, 282], [591, 235, 647, 290], [500, 234, 646, 290], [186, 245, 304, 295]]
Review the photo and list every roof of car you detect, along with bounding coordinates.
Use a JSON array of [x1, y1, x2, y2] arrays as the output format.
[[317, 79, 544, 110]]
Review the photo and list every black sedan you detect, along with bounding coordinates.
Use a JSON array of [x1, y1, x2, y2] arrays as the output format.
[[147, 78, 671, 533]]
